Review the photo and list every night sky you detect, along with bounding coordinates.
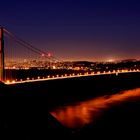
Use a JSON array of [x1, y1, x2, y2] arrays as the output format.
[[1, 0, 140, 61]]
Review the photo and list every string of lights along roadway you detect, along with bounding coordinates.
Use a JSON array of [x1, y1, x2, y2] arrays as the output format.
[[5, 69, 140, 85]]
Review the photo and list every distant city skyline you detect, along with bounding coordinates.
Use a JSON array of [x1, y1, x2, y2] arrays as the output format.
[[1, 0, 140, 61]]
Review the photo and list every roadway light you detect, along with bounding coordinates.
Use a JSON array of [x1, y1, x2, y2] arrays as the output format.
[[12, 80, 15, 83], [97, 71, 100, 74], [113, 70, 115, 73], [85, 72, 88, 75], [6, 80, 10, 84]]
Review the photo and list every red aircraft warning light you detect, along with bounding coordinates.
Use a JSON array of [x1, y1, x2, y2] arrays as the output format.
[[41, 53, 45, 57], [48, 53, 51, 57]]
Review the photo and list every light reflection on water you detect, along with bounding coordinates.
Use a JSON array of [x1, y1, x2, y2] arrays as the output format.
[[51, 88, 140, 128]]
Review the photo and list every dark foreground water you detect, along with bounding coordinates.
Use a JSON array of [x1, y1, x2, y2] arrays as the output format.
[[51, 88, 140, 139]]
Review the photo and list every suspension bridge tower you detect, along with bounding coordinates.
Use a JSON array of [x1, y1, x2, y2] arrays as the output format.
[[0, 27, 5, 81]]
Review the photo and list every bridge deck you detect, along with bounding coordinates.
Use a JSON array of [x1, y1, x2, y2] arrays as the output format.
[[4, 69, 140, 85]]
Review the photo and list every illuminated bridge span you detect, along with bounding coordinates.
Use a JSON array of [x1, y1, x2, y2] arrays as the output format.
[[1, 26, 140, 85], [5, 69, 140, 85]]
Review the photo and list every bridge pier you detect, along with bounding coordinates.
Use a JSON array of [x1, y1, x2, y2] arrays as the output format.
[[0, 27, 5, 81]]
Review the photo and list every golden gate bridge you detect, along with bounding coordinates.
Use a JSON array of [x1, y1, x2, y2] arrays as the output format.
[[0, 26, 140, 85]]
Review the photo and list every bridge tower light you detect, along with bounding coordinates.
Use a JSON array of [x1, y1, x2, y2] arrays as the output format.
[[48, 53, 51, 57], [41, 53, 45, 57]]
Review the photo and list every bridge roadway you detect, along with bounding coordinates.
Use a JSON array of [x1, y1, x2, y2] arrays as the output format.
[[4, 69, 140, 85]]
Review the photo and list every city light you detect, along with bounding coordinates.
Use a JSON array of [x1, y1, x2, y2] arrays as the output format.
[[52, 66, 56, 69], [107, 59, 115, 62]]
